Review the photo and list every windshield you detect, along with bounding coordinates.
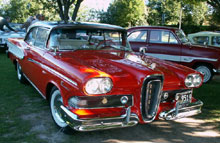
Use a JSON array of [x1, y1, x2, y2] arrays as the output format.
[[48, 28, 131, 51], [175, 29, 190, 44]]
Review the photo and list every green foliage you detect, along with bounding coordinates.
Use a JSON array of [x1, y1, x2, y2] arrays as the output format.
[[207, 0, 220, 25], [147, 0, 181, 25], [165, 24, 220, 35], [76, 7, 99, 22], [0, 0, 59, 23], [100, 0, 147, 27], [182, 2, 208, 25], [0, 0, 84, 23], [147, 0, 208, 26]]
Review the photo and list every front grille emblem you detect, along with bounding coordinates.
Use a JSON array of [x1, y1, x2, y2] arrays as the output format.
[[102, 97, 108, 104]]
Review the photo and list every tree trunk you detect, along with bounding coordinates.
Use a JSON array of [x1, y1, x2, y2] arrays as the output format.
[[72, 0, 83, 21], [57, 0, 64, 21]]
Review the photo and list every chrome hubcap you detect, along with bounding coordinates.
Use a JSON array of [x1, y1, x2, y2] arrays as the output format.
[[51, 90, 67, 127], [196, 66, 211, 83], [17, 63, 22, 80]]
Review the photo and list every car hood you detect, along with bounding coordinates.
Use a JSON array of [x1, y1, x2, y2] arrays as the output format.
[[59, 50, 196, 90], [0, 31, 25, 38]]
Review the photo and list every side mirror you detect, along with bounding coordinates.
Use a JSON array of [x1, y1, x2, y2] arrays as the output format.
[[203, 42, 208, 46], [50, 46, 59, 55], [139, 47, 147, 54]]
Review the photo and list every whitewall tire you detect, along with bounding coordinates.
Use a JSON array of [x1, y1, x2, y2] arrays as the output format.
[[50, 88, 68, 128], [195, 65, 212, 83]]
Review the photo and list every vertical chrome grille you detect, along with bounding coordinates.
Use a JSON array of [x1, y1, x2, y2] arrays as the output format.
[[141, 75, 163, 122]]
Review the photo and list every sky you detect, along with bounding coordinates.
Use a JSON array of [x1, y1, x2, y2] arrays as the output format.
[[81, 0, 113, 11]]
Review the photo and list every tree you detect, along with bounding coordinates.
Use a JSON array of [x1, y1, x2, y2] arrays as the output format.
[[0, 0, 42, 23], [147, 0, 208, 26], [147, 0, 181, 25], [207, 0, 220, 25], [182, 2, 208, 25], [0, 0, 84, 23], [38, 0, 83, 22], [100, 0, 147, 27], [76, 7, 100, 22]]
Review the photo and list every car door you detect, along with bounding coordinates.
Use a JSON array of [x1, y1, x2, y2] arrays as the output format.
[[146, 29, 181, 62], [128, 30, 148, 52], [24, 27, 50, 92]]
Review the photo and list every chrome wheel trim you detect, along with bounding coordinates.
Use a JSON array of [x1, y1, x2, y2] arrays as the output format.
[[17, 63, 22, 80], [50, 90, 67, 128], [195, 66, 211, 83]]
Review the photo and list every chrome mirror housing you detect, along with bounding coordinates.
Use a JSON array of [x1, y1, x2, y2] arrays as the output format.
[[139, 47, 147, 54], [50, 46, 59, 55]]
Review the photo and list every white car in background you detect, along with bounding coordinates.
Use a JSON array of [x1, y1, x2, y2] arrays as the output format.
[[0, 23, 26, 49], [188, 31, 220, 48]]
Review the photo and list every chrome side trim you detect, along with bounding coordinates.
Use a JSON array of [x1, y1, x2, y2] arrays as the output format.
[[60, 105, 139, 131], [145, 53, 218, 63], [159, 100, 203, 120], [69, 95, 133, 109], [23, 74, 46, 99], [28, 58, 78, 86], [7, 41, 24, 59]]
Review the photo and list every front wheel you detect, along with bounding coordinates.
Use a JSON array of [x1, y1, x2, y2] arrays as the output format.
[[50, 88, 68, 128], [195, 65, 213, 83], [50, 87, 74, 134]]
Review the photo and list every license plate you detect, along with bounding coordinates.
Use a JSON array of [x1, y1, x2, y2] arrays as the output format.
[[175, 90, 192, 104]]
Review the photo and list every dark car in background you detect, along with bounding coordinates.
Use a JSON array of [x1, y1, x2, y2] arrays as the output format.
[[0, 23, 25, 49], [128, 26, 220, 83]]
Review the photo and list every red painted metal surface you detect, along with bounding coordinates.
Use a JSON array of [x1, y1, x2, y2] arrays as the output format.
[[8, 24, 203, 126]]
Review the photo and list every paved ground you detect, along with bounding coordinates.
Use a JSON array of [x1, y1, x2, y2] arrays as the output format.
[[22, 110, 220, 143]]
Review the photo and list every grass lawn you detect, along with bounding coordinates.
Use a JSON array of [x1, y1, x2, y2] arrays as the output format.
[[194, 77, 220, 130], [0, 51, 219, 142], [0, 51, 51, 142]]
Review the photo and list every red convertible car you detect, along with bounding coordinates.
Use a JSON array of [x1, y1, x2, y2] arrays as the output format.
[[7, 21, 203, 132]]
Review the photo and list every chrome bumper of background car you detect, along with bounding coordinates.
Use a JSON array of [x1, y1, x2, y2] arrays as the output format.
[[213, 68, 220, 73], [159, 100, 203, 120], [60, 105, 139, 131]]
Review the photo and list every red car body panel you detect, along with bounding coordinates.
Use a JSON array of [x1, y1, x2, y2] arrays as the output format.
[[7, 22, 203, 131]]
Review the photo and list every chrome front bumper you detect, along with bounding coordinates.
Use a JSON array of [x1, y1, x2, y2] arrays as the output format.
[[159, 100, 203, 120], [60, 105, 139, 131]]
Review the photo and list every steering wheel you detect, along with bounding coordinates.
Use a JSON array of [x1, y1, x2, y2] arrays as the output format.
[[96, 40, 116, 49]]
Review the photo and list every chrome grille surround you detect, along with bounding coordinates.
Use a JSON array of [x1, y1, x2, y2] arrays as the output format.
[[140, 74, 164, 123]]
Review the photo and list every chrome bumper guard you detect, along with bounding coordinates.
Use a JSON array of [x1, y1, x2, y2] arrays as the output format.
[[159, 100, 203, 120], [60, 105, 139, 131]]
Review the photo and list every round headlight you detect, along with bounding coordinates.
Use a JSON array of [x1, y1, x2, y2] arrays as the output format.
[[185, 74, 202, 88], [85, 78, 113, 94]]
